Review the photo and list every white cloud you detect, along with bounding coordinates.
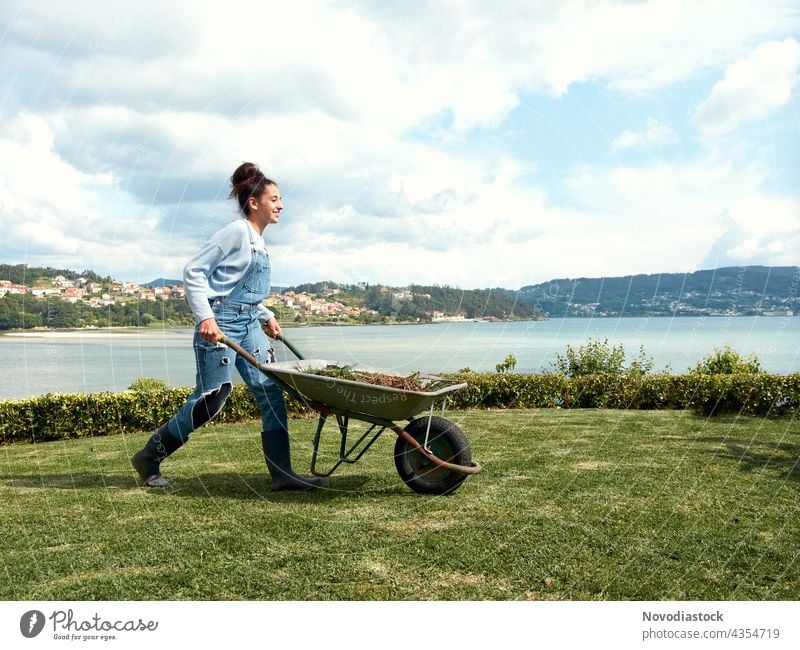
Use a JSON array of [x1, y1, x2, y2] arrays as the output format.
[[701, 197, 800, 268], [558, 158, 800, 277], [275, 154, 800, 288], [0, 114, 192, 280], [5, 1, 798, 125], [1, 106, 796, 288], [610, 119, 677, 152], [511, 0, 798, 94], [695, 38, 800, 135], [0, 0, 798, 288]]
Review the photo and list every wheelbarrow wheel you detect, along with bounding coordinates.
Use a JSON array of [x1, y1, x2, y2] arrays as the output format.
[[394, 416, 472, 495]]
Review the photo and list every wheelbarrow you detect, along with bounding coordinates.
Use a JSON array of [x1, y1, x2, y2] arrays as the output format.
[[217, 334, 482, 495]]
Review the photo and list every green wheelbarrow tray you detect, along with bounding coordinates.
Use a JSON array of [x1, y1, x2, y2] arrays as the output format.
[[262, 359, 468, 421], [218, 335, 482, 495]]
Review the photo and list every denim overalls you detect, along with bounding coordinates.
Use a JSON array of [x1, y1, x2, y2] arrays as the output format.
[[163, 227, 287, 444]]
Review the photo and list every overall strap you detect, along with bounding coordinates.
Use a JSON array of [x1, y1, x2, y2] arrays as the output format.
[[246, 219, 258, 250], [209, 222, 267, 308]]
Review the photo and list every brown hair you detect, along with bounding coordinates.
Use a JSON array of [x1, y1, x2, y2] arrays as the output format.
[[228, 162, 276, 216]]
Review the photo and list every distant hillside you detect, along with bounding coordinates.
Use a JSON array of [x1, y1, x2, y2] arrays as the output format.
[[0, 264, 109, 285], [406, 284, 540, 320], [4, 262, 798, 320], [283, 281, 542, 321], [142, 278, 183, 288], [515, 266, 800, 317]]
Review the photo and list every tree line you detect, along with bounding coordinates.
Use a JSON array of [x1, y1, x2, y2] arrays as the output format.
[[0, 264, 111, 286], [517, 265, 800, 316], [359, 284, 540, 321], [0, 294, 195, 330], [282, 281, 542, 321]]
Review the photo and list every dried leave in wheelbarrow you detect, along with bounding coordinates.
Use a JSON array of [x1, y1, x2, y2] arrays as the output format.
[[305, 364, 424, 390]]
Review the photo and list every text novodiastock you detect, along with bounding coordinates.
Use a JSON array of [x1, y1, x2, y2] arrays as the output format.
[[643, 611, 724, 623]]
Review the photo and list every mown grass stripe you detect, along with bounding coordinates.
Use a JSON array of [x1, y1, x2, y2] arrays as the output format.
[[1, 409, 798, 600]]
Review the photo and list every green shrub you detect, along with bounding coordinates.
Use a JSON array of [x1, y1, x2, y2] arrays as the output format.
[[128, 376, 168, 391], [688, 346, 768, 414], [1, 372, 798, 445], [495, 354, 517, 374], [0, 380, 320, 445], [445, 371, 798, 417], [553, 337, 654, 377], [447, 371, 568, 409], [690, 345, 764, 374]]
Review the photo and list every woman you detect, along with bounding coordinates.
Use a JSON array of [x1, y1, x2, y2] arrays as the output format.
[[131, 162, 323, 491]]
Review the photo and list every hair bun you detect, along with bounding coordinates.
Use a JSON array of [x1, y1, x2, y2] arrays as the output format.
[[230, 162, 260, 188], [228, 162, 276, 216]]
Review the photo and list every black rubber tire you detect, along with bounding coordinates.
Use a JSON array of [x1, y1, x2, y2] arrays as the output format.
[[394, 416, 472, 495]]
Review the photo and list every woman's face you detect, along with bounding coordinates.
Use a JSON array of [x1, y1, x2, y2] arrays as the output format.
[[248, 184, 282, 229]]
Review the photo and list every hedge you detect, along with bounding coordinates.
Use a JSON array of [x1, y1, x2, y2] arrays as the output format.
[[444, 372, 800, 417], [1, 373, 797, 445], [0, 385, 313, 445]]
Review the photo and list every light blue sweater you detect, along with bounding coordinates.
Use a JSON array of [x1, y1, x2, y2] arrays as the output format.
[[183, 219, 275, 324]]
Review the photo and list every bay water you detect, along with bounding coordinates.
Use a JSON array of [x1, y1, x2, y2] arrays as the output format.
[[0, 316, 798, 399]]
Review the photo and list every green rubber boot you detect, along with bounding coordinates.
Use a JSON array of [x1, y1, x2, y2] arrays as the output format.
[[131, 424, 184, 488], [261, 428, 323, 491]]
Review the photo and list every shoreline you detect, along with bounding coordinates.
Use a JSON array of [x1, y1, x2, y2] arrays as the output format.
[[1, 317, 797, 398], [0, 367, 798, 402], [0, 312, 794, 339], [0, 317, 544, 337]]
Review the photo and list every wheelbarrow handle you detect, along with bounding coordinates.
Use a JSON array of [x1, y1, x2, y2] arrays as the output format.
[[216, 329, 305, 364], [275, 333, 305, 360], [215, 334, 268, 371], [257, 324, 305, 360], [216, 333, 305, 370]]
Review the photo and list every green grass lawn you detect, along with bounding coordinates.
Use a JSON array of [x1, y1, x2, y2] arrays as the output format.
[[1, 409, 798, 600]]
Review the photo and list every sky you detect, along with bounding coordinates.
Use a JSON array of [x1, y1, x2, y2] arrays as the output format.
[[1, 0, 799, 290]]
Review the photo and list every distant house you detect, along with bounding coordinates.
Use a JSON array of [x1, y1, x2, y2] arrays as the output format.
[[62, 288, 85, 303], [52, 275, 75, 288], [29, 287, 60, 297]]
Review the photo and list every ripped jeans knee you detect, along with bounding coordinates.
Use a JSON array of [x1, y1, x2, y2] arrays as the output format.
[[191, 382, 233, 429], [167, 381, 233, 442]]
